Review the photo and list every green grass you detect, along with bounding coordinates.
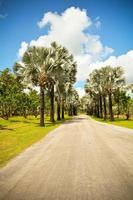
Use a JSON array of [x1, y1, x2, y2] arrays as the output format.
[[0, 115, 71, 167], [91, 116, 133, 129]]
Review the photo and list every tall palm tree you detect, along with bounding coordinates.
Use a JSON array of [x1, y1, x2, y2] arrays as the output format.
[[85, 66, 125, 121], [66, 85, 79, 116], [85, 75, 100, 118], [104, 66, 125, 121], [14, 43, 77, 125], [100, 67, 109, 120], [14, 46, 53, 126], [49, 43, 68, 121], [90, 69, 103, 118], [52, 43, 77, 120]]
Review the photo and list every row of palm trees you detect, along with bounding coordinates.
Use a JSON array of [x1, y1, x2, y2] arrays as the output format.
[[14, 42, 78, 126], [84, 66, 126, 121]]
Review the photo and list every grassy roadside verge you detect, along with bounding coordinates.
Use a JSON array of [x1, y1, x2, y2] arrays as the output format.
[[91, 116, 133, 130], [0, 115, 71, 167]]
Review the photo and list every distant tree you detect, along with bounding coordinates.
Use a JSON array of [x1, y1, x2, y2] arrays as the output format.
[[84, 66, 125, 121], [0, 68, 24, 119], [28, 89, 39, 117]]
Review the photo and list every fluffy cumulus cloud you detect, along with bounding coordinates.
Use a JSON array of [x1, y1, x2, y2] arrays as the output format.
[[90, 50, 133, 83], [18, 41, 28, 58], [18, 7, 113, 78], [33, 7, 92, 55], [18, 7, 133, 96]]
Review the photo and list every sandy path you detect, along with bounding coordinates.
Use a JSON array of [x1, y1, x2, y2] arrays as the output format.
[[0, 115, 133, 200]]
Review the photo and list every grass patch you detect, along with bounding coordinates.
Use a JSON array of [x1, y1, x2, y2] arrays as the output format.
[[91, 116, 133, 129], [0, 115, 71, 167]]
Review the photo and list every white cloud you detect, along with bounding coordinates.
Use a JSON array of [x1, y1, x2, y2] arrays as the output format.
[[35, 7, 113, 59], [17, 7, 116, 97], [35, 7, 92, 55], [75, 54, 93, 81], [18, 41, 28, 58], [90, 50, 133, 83], [94, 17, 101, 29]]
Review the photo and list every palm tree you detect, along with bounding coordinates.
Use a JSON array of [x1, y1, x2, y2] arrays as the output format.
[[14, 46, 52, 126], [85, 66, 125, 121], [55, 81, 65, 120], [85, 75, 101, 118], [100, 67, 109, 120], [52, 43, 77, 120], [66, 85, 79, 116], [105, 66, 125, 121], [90, 69, 103, 118], [14, 42, 77, 125], [49, 43, 67, 121]]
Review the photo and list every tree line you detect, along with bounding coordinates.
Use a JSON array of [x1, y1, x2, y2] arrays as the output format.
[[0, 42, 79, 126], [84, 66, 133, 120], [0, 69, 39, 119]]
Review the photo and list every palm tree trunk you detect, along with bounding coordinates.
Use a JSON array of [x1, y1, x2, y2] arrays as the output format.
[[68, 105, 71, 116], [40, 86, 45, 126], [72, 105, 75, 115], [62, 98, 64, 119], [117, 96, 120, 118], [117, 90, 120, 118], [94, 103, 97, 116], [99, 94, 103, 118], [103, 95, 107, 120], [90, 106, 93, 115], [73, 106, 77, 115], [72, 104, 74, 116], [86, 105, 89, 115], [73, 106, 75, 115], [117, 102, 120, 118], [97, 103, 100, 117], [50, 84, 55, 122], [108, 92, 114, 121], [57, 100, 61, 120], [96, 98, 100, 118]]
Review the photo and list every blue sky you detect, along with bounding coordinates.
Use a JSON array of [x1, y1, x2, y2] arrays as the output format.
[[0, 0, 133, 95], [1, 0, 133, 68]]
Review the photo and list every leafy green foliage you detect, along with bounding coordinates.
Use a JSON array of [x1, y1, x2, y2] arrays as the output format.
[[84, 66, 132, 120], [0, 69, 40, 119]]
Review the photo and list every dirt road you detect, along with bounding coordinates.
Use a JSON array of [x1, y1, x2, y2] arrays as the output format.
[[0, 115, 133, 200]]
